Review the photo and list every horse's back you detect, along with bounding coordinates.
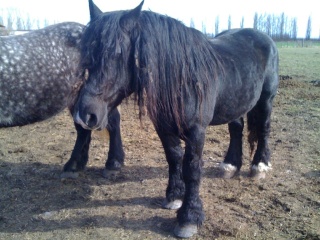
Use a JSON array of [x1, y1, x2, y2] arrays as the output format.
[[213, 28, 277, 67], [209, 28, 278, 125], [0, 22, 84, 127]]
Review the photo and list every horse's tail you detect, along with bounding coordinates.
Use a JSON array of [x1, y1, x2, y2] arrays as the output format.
[[247, 109, 258, 157]]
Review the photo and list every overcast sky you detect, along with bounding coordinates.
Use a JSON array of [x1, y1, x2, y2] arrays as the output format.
[[1, 0, 319, 38]]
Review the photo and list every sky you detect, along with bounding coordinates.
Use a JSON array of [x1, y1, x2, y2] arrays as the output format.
[[1, 0, 319, 38]]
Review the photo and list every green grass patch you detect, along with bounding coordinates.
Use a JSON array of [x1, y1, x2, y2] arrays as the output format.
[[278, 47, 320, 81], [276, 40, 320, 48]]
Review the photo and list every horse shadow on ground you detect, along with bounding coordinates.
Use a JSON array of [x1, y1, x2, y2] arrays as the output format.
[[0, 159, 259, 236], [0, 160, 178, 237]]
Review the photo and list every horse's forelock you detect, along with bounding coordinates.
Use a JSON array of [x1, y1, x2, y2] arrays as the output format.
[[81, 12, 128, 70]]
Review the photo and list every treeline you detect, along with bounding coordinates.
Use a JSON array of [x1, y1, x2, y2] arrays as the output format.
[[196, 12, 316, 40], [0, 8, 55, 32], [253, 13, 313, 40], [0, 8, 317, 40]]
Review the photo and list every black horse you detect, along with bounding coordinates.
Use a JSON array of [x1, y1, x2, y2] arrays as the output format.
[[0, 22, 124, 178], [74, 1, 279, 238]]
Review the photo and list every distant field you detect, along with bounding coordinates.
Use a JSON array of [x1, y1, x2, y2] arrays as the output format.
[[276, 40, 320, 48], [277, 45, 320, 81]]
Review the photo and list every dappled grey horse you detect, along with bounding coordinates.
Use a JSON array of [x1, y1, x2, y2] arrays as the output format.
[[0, 22, 124, 177]]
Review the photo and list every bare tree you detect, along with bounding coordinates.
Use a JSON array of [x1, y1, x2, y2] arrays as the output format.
[[190, 18, 195, 28], [265, 15, 271, 36], [215, 16, 220, 35], [16, 17, 24, 30], [6, 12, 14, 30], [291, 17, 297, 40], [228, 15, 231, 29], [25, 14, 33, 30], [279, 12, 286, 39], [43, 19, 50, 28], [305, 15, 312, 40], [202, 21, 206, 34], [240, 17, 244, 28], [36, 19, 41, 29], [253, 12, 258, 29]]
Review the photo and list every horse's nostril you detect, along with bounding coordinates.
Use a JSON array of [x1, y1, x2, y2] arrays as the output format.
[[85, 113, 98, 128]]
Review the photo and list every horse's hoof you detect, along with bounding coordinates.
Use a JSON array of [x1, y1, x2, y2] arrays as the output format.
[[250, 162, 272, 179], [162, 199, 183, 210], [102, 168, 120, 179], [219, 163, 238, 178], [174, 224, 198, 238], [60, 171, 79, 180]]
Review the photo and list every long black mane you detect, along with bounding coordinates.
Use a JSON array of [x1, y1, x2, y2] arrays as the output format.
[[135, 12, 225, 129], [81, 10, 224, 131]]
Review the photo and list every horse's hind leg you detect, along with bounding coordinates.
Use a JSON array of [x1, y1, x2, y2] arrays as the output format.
[[247, 94, 275, 179], [103, 107, 125, 178], [156, 129, 185, 210], [61, 123, 91, 179], [219, 117, 244, 178]]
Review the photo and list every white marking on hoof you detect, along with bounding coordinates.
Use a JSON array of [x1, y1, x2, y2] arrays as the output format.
[[60, 171, 79, 180], [102, 168, 120, 179], [162, 199, 183, 210], [251, 162, 272, 179], [174, 224, 198, 238], [219, 163, 238, 178]]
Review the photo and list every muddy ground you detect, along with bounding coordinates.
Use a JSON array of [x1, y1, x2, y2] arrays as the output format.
[[0, 78, 319, 240]]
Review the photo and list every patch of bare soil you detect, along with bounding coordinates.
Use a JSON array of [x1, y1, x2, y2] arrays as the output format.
[[0, 79, 319, 239]]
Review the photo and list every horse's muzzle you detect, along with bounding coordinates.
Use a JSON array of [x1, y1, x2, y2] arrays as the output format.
[[74, 111, 100, 130]]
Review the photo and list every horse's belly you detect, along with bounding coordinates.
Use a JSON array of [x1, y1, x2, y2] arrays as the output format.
[[0, 86, 72, 127], [210, 92, 259, 125]]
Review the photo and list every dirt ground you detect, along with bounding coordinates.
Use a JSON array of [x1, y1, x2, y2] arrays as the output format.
[[0, 78, 319, 240]]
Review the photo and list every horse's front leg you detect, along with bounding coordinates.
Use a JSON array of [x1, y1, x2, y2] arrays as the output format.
[[174, 125, 206, 238], [61, 122, 91, 179], [103, 107, 125, 178], [156, 128, 185, 210]]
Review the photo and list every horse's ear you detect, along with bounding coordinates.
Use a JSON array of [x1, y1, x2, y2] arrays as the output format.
[[88, 0, 103, 21], [129, 0, 144, 20], [120, 1, 144, 31]]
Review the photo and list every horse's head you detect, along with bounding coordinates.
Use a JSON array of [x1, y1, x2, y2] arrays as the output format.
[[74, 0, 144, 130]]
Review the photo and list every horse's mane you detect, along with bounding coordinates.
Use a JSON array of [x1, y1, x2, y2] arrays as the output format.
[[134, 12, 223, 132]]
